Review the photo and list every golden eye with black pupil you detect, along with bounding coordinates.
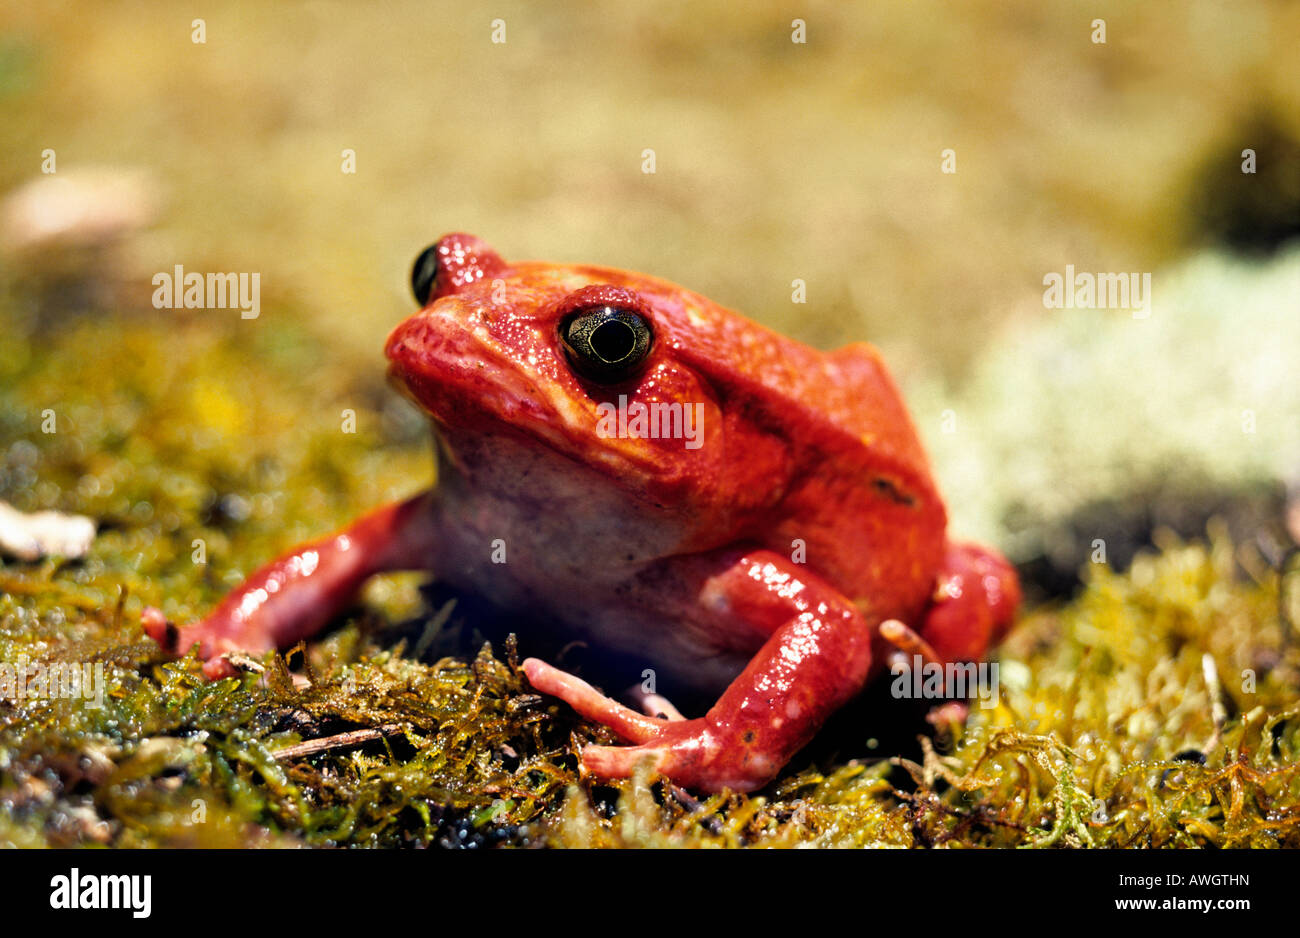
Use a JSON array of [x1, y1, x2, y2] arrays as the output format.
[[410, 243, 440, 306], [560, 305, 654, 383]]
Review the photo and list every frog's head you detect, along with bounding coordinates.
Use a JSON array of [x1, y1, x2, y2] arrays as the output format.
[[384, 233, 790, 523]]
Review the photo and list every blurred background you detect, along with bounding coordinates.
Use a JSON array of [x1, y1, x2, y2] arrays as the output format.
[[1, 0, 1298, 604]]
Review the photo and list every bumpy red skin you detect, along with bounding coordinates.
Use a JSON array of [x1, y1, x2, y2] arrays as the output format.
[[143, 233, 1020, 792]]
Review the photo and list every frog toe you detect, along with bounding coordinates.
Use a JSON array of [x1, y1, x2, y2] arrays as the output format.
[[522, 657, 665, 743], [624, 684, 686, 721]]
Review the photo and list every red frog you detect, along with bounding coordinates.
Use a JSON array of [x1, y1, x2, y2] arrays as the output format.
[[143, 233, 1020, 793]]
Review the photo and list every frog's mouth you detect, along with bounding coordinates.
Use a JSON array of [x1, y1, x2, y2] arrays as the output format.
[[384, 309, 677, 482]]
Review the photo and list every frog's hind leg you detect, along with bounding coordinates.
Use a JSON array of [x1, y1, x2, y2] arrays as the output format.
[[878, 541, 1021, 718], [143, 491, 439, 679], [914, 541, 1021, 665]]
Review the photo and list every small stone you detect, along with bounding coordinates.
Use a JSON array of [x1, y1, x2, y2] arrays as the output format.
[[0, 500, 96, 561]]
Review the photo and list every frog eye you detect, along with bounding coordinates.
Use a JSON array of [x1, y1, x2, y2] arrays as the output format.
[[411, 234, 507, 305], [410, 243, 441, 306], [559, 304, 654, 383]]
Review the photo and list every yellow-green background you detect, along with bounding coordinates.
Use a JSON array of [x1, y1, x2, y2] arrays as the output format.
[[5, 1, 1297, 365]]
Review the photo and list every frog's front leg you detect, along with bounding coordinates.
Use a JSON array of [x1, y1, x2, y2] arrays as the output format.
[[523, 550, 875, 792], [143, 491, 437, 678]]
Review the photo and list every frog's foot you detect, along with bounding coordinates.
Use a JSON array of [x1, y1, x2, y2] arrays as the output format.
[[527, 550, 878, 792], [142, 493, 438, 681], [578, 725, 783, 793], [141, 607, 248, 679], [880, 616, 970, 698], [523, 658, 774, 791]]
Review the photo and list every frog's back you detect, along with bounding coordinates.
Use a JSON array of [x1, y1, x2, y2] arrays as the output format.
[[656, 291, 948, 615], [651, 284, 936, 489]]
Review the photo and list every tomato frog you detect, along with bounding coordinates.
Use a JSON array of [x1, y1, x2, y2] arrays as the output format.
[[143, 233, 1020, 793]]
